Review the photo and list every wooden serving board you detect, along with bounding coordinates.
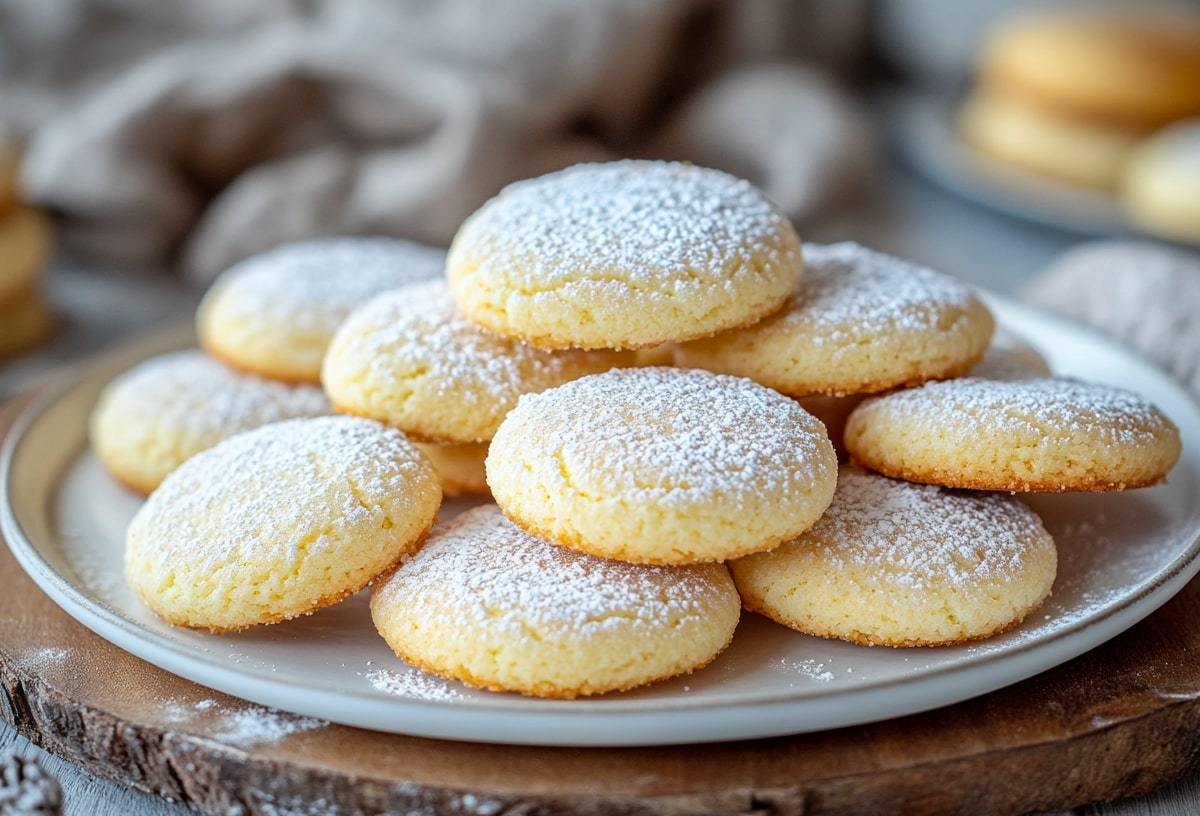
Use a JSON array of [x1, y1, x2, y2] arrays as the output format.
[[4, 392, 1200, 816]]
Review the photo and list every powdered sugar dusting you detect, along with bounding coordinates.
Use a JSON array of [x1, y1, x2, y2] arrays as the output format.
[[209, 705, 325, 747], [856, 377, 1175, 446], [209, 237, 446, 332], [804, 468, 1054, 590], [375, 505, 732, 636], [781, 242, 982, 340], [452, 160, 797, 289], [496, 367, 835, 509], [127, 416, 435, 577], [97, 350, 329, 439]]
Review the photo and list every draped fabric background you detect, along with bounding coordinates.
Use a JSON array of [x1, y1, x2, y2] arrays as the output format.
[[0, 0, 872, 281]]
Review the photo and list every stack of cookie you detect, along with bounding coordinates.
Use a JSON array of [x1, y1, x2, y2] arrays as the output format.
[[107, 160, 1182, 701], [0, 136, 53, 359], [959, 5, 1200, 241]]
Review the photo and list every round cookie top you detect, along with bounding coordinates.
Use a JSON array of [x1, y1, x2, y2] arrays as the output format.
[[731, 467, 1057, 647], [0, 207, 50, 307], [321, 280, 632, 443], [980, 6, 1200, 127], [486, 367, 838, 564], [845, 377, 1181, 492], [675, 242, 994, 396], [125, 416, 441, 632], [370, 504, 739, 698], [447, 160, 803, 350], [198, 237, 446, 382], [90, 350, 330, 493]]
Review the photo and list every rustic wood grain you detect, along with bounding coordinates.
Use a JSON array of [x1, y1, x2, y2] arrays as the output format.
[[4, 392, 1200, 816]]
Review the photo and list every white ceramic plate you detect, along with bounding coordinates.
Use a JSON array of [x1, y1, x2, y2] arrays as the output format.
[[888, 90, 1200, 249], [4, 298, 1200, 747]]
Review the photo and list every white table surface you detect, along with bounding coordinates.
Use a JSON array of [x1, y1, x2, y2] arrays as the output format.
[[4, 160, 1197, 815]]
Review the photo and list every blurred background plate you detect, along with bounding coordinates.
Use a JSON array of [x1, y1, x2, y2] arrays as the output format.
[[888, 90, 1200, 248], [4, 296, 1200, 747]]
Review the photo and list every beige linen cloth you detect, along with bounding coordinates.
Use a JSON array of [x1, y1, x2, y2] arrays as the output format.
[[1, 0, 871, 282]]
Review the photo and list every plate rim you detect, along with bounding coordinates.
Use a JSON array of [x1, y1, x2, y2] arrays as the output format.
[[4, 295, 1200, 744]]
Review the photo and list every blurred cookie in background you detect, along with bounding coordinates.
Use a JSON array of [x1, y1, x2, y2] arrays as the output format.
[[0, 133, 20, 215], [1025, 241, 1200, 395], [0, 204, 53, 360], [646, 64, 873, 223], [959, 89, 1141, 189], [1121, 120, 1200, 242]]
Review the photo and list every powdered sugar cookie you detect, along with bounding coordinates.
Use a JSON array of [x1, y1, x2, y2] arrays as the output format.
[[371, 505, 739, 698], [674, 242, 993, 396], [845, 378, 1180, 492], [486, 367, 838, 564], [731, 467, 1057, 647], [322, 280, 632, 443], [198, 237, 446, 383], [447, 160, 803, 350], [126, 416, 441, 632], [90, 351, 330, 493]]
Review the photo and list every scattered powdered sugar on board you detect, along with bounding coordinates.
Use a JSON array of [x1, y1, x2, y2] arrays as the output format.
[[453, 160, 797, 288], [208, 705, 326, 747], [208, 236, 446, 332], [97, 350, 330, 440], [495, 366, 835, 509], [17, 647, 70, 671], [375, 505, 732, 637], [365, 668, 469, 702], [779, 242, 981, 341], [802, 468, 1053, 591]]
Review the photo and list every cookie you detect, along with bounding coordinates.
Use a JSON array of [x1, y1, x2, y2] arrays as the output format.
[[91, 351, 330, 494], [959, 89, 1139, 189], [674, 242, 993, 396], [970, 327, 1051, 381], [0, 289, 52, 359], [0, 207, 50, 308], [731, 467, 1057, 647], [322, 280, 632, 444], [414, 442, 489, 496], [486, 367, 838, 564], [845, 378, 1181, 492], [978, 6, 1200, 129], [1121, 120, 1200, 242], [198, 237, 446, 383], [447, 160, 803, 350], [126, 416, 441, 632], [370, 505, 739, 698]]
